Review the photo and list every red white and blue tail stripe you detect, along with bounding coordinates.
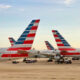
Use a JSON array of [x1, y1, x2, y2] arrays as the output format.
[[8, 37, 16, 46], [52, 30, 75, 51], [7, 19, 40, 51], [45, 41, 54, 50]]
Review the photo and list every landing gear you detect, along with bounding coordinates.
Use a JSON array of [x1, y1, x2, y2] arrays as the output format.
[[72, 57, 79, 60], [64, 59, 72, 64], [47, 59, 53, 62], [23, 58, 37, 63], [23, 58, 27, 62], [55, 58, 72, 64], [12, 61, 19, 64], [47, 56, 53, 62], [54, 54, 72, 64], [25, 60, 37, 63], [55, 57, 64, 64], [54, 54, 64, 64]]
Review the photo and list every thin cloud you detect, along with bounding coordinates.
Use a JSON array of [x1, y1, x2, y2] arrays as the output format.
[[0, 4, 12, 9], [19, 8, 25, 12], [32, 0, 75, 5], [64, 0, 74, 5]]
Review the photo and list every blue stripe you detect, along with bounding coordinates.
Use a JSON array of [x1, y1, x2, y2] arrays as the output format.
[[31, 20, 35, 23], [25, 24, 33, 30], [20, 35, 27, 37], [62, 42, 70, 46], [28, 24, 33, 27], [23, 31, 29, 34], [62, 40, 66, 42], [26, 27, 32, 30], [18, 38, 25, 41], [15, 42, 23, 44], [58, 35, 64, 39]]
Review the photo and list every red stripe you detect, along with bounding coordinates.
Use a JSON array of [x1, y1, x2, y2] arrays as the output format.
[[35, 20, 40, 23], [10, 41, 13, 43], [47, 46, 51, 50], [53, 34, 58, 37], [55, 39, 61, 42], [24, 40, 33, 44], [57, 44, 64, 46], [52, 30, 55, 32], [61, 52, 80, 56], [1, 53, 28, 57], [59, 48, 76, 51], [31, 26, 37, 30], [27, 33, 35, 37], [7, 47, 31, 51]]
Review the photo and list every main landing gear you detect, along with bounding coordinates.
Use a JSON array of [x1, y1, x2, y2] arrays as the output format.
[[54, 54, 72, 64], [72, 57, 79, 60], [47, 56, 54, 62], [23, 58, 37, 63]]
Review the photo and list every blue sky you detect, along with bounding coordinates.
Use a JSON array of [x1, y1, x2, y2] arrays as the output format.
[[0, 0, 80, 50]]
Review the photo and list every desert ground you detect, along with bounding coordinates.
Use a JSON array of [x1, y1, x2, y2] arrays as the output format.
[[0, 58, 80, 80]]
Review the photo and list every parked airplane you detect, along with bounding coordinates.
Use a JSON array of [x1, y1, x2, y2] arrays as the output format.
[[0, 19, 40, 59], [52, 30, 80, 58]]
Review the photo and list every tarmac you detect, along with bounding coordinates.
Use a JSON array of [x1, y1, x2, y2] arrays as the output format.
[[0, 58, 80, 80]]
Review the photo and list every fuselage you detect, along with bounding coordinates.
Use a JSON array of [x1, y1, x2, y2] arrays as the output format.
[[1, 47, 80, 59], [60, 48, 80, 57]]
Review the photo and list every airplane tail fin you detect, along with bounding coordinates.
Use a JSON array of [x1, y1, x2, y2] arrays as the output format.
[[8, 37, 16, 46], [52, 30, 75, 51], [7, 19, 40, 51], [45, 41, 54, 50]]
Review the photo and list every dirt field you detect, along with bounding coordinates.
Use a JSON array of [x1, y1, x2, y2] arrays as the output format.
[[0, 58, 80, 80]]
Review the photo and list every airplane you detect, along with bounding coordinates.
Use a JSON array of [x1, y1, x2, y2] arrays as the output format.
[[52, 30, 80, 59], [0, 19, 40, 59]]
